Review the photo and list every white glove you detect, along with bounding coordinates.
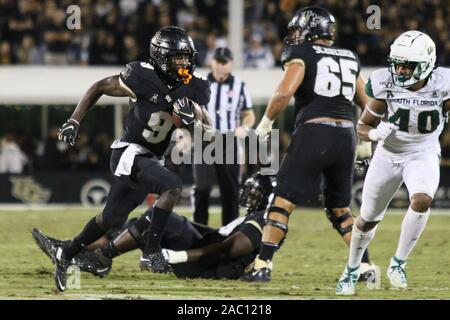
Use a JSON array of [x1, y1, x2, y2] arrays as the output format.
[[368, 122, 399, 142], [162, 248, 188, 264], [255, 115, 274, 141], [356, 141, 372, 159]]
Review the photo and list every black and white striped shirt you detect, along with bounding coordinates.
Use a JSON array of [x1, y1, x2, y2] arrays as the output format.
[[207, 73, 253, 134]]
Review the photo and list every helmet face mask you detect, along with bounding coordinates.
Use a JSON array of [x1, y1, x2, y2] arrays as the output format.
[[150, 27, 197, 84], [388, 31, 436, 88], [285, 7, 336, 45], [239, 173, 276, 213]]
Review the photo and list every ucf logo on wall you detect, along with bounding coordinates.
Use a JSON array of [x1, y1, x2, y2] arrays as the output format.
[[10, 176, 51, 204]]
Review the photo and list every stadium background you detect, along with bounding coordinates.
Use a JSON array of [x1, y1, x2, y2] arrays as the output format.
[[0, 0, 449, 208], [1, 0, 450, 301]]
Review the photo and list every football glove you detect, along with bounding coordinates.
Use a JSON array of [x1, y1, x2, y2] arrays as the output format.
[[255, 115, 274, 141], [58, 119, 80, 146], [356, 141, 372, 159], [172, 97, 196, 127], [368, 121, 399, 142], [355, 158, 371, 171]]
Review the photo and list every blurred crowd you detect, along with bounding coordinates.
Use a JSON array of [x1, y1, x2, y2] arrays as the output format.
[[0, 127, 113, 173], [0, 0, 449, 68]]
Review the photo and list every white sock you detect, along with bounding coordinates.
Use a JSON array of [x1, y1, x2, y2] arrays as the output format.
[[348, 224, 377, 269], [395, 207, 430, 261]]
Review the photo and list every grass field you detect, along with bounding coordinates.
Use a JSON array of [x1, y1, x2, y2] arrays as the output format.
[[0, 208, 449, 300]]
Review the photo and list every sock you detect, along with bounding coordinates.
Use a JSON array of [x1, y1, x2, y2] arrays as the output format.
[[395, 207, 430, 261], [134, 212, 151, 234], [144, 206, 171, 255], [259, 242, 278, 262], [101, 242, 121, 259], [361, 249, 371, 264], [66, 217, 105, 260], [348, 224, 377, 269]]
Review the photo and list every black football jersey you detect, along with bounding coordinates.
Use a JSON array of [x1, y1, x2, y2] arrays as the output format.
[[119, 61, 211, 156], [281, 43, 361, 126]]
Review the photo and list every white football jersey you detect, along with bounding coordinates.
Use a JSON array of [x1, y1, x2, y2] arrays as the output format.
[[367, 67, 450, 161]]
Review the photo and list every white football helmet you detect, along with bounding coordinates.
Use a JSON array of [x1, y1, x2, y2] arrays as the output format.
[[388, 30, 436, 87]]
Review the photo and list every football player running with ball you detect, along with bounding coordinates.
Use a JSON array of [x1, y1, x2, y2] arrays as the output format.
[[336, 31, 450, 295], [54, 26, 211, 291]]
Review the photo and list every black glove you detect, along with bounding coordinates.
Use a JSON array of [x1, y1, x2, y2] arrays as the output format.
[[355, 158, 371, 171], [58, 119, 80, 146], [172, 97, 196, 126]]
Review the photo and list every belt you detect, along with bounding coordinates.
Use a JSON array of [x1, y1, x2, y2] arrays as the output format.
[[309, 121, 354, 128]]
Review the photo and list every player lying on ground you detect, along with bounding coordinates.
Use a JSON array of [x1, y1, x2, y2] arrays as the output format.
[[53, 26, 212, 291], [33, 173, 377, 281], [336, 30, 450, 295]]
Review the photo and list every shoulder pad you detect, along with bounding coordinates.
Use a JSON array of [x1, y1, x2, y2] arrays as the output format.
[[120, 61, 159, 96], [367, 68, 393, 99], [430, 67, 450, 94], [281, 44, 310, 69]]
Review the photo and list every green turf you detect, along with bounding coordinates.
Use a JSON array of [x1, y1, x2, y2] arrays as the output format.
[[0, 208, 449, 299]]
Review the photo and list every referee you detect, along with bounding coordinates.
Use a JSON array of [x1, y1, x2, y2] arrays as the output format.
[[192, 47, 255, 226]]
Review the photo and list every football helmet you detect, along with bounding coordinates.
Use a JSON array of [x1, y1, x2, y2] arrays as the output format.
[[239, 172, 276, 213], [285, 6, 336, 45], [149, 26, 197, 84], [388, 30, 436, 88]]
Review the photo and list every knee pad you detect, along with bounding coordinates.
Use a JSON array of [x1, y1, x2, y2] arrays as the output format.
[[264, 206, 290, 235], [325, 208, 353, 236]]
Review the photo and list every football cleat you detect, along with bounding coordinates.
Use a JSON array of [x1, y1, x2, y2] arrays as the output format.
[[31, 228, 66, 264], [140, 251, 174, 273], [387, 256, 408, 289], [336, 265, 360, 295], [240, 256, 272, 282], [54, 246, 70, 292], [76, 250, 112, 278], [240, 267, 271, 282], [358, 262, 379, 284]]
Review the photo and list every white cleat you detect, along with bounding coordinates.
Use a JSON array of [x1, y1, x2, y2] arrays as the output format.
[[336, 265, 360, 296], [359, 262, 381, 289], [387, 256, 408, 289]]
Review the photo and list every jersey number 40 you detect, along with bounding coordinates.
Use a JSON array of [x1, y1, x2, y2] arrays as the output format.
[[314, 57, 358, 101], [389, 108, 441, 134]]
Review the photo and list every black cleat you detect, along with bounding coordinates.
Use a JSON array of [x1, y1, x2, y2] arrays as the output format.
[[240, 267, 272, 282], [76, 249, 112, 278], [140, 251, 173, 273], [54, 246, 70, 292], [31, 228, 66, 264]]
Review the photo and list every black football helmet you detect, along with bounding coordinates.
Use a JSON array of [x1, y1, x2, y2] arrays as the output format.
[[239, 172, 276, 213], [285, 6, 336, 45], [149, 26, 197, 84]]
